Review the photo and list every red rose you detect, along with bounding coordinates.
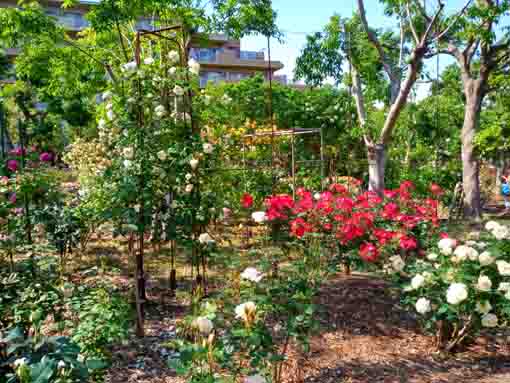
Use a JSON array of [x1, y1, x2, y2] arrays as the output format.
[[430, 183, 443, 197], [359, 242, 379, 262], [399, 236, 418, 250], [241, 193, 254, 209]]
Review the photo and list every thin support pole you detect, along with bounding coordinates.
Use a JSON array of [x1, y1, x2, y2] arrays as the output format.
[[17, 120, 32, 244], [267, 35, 275, 194], [134, 31, 146, 338], [320, 127, 325, 187], [0, 102, 5, 158], [291, 128, 296, 199]]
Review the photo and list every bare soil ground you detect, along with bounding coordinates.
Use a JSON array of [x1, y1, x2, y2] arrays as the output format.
[[95, 257, 510, 383]]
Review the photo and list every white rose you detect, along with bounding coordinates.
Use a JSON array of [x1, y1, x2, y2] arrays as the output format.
[[121, 61, 137, 72], [485, 221, 500, 231], [390, 255, 405, 272], [481, 313, 498, 328], [476, 300, 492, 314], [251, 211, 266, 223], [240, 267, 264, 283], [168, 67, 177, 76], [446, 283, 468, 305], [193, 316, 214, 335], [453, 245, 478, 262], [188, 58, 201, 75], [190, 158, 199, 170], [235, 301, 256, 322], [198, 232, 214, 245], [498, 282, 510, 292], [123, 147, 134, 159], [477, 275, 492, 291], [173, 85, 185, 96], [244, 375, 266, 383], [143, 57, 155, 65], [155, 105, 166, 117], [168, 50, 180, 63], [415, 297, 431, 315], [185, 184, 194, 193], [427, 253, 439, 261], [411, 274, 425, 290], [203, 143, 214, 154], [492, 225, 509, 240], [496, 260, 510, 276], [185, 173, 193, 181], [479, 251, 495, 266], [438, 238, 456, 255], [157, 150, 167, 161]]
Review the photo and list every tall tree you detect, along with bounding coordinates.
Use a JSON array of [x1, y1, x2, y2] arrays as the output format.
[[436, 0, 510, 219], [354, 0, 446, 193]]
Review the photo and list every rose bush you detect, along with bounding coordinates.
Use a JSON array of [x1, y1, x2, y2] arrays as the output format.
[[258, 180, 441, 271], [397, 220, 510, 351]]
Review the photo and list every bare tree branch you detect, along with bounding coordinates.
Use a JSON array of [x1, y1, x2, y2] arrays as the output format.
[[406, 3, 420, 45], [420, 2, 445, 45], [356, 0, 397, 83], [434, 0, 474, 41]]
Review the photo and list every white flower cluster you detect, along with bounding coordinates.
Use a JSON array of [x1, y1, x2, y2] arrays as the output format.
[[485, 221, 510, 240]]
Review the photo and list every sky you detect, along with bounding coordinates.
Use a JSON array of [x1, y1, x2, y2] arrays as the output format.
[[241, 0, 473, 90]]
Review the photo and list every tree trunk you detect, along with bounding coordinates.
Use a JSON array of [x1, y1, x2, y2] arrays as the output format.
[[367, 144, 386, 194], [461, 80, 483, 220]]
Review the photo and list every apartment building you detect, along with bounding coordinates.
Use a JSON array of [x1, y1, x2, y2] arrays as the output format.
[[0, 0, 285, 86]]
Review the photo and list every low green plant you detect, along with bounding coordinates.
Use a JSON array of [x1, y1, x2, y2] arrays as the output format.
[[0, 326, 101, 383], [69, 285, 131, 359]]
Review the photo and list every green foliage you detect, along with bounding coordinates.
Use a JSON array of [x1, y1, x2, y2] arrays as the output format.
[[0, 327, 92, 383], [0, 258, 64, 332], [69, 285, 132, 359]]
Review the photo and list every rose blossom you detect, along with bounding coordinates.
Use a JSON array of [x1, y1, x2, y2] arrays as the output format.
[[476, 275, 492, 291], [241, 193, 254, 209], [240, 267, 264, 283], [411, 274, 425, 290], [446, 283, 468, 305], [6, 160, 18, 172], [193, 316, 213, 335], [415, 297, 431, 314], [478, 251, 495, 266], [496, 261, 510, 276]]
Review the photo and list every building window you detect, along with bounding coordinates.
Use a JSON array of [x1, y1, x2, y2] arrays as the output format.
[[200, 71, 226, 87], [228, 72, 251, 82], [190, 48, 220, 63], [240, 51, 259, 60]]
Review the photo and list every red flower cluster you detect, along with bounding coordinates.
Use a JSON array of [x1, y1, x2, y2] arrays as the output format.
[[262, 180, 441, 264]]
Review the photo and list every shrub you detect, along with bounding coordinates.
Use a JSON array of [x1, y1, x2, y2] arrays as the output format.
[[397, 221, 510, 351], [69, 285, 131, 359]]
